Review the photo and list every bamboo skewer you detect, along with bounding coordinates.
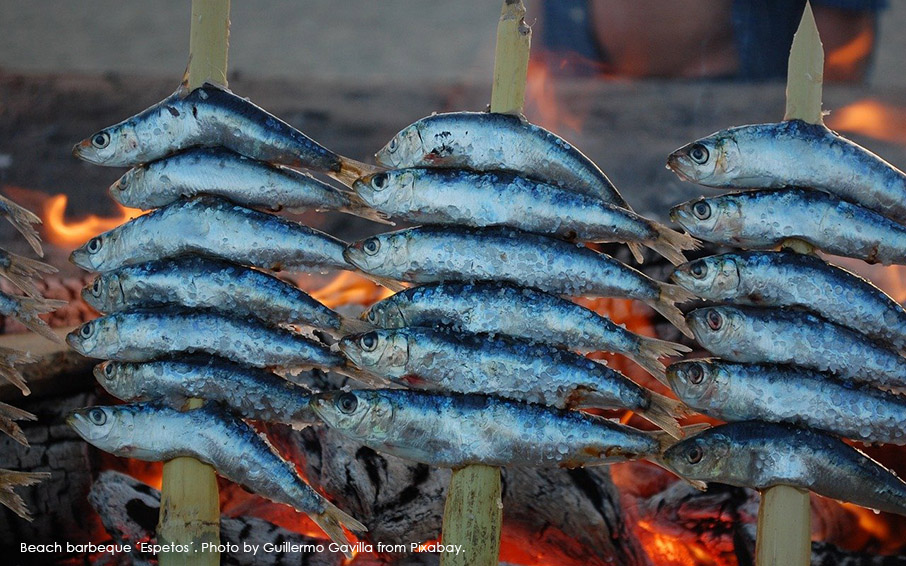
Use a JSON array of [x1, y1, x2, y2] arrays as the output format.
[[439, 3, 530, 566], [157, 2, 230, 565], [756, 3, 820, 566]]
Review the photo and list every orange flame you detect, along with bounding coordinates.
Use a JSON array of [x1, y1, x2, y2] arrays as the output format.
[[309, 271, 394, 309], [524, 59, 585, 135], [826, 99, 906, 146], [42, 194, 143, 247]]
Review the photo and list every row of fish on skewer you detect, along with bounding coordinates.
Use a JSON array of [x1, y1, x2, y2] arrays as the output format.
[[62, 77, 708, 546], [661, 118, 906, 517]]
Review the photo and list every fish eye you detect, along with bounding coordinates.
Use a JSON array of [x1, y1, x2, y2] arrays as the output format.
[[79, 322, 95, 338], [689, 144, 709, 164], [360, 332, 378, 352], [86, 237, 103, 254], [91, 132, 111, 149], [371, 173, 388, 190], [686, 445, 704, 464], [387, 137, 399, 152], [366, 309, 377, 323], [88, 408, 107, 425], [103, 363, 116, 379], [363, 238, 381, 256], [689, 261, 707, 279], [706, 310, 723, 331], [692, 201, 711, 220], [91, 279, 103, 296], [337, 392, 358, 414], [688, 363, 705, 384]]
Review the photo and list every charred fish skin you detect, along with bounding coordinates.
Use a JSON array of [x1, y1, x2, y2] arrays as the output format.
[[662, 420, 906, 517], [68, 196, 350, 274], [310, 389, 663, 468], [670, 189, 906, 265], [343, 225, 693, 334], [375, 111, 630, 209], [687, 305, 906, 392], [73, 83, 342, 172], [667, 120, 906, 224], [94, 359, 318, 427], [66, 309, 344, 371], [674, 251, 906, 350], [82, 256, 343, 333], [362, 281, 690, 378], [66, 403, 364, 545], [667, 359, 906, 445]]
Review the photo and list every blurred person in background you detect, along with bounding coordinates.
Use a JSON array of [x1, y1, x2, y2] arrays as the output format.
[[535, 0, 885, 81]]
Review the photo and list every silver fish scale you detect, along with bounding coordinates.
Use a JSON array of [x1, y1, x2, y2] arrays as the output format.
[[688, 305, 906, 392], [70, 196, 349, 273], [675, 251, 906, 350], [98, 359, 318, 426], [312, 389, 660, 468], [663, 421, 906, 516], [68, 309, 342, 370], [670, 189, 906, 265], [83, 256, 341, 331], [669, 359, 906, 445]]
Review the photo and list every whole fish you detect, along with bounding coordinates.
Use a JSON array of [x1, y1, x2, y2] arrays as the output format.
[[0, 291, 66, 344], [0, 194, 43, 257], [667, 120, 906, 224], [108, 148, 388, 223], [310, 389, 671, 468], [673, 251, 906, 350], [81, 257, 369, 336], [686, 305, 906, 392], [344, 226, 693, 336], [95, 359, 318, 427], [362, 281, 690, 380], [67, 403, 366, 548], [354, 168, 695, 265], [662, 420, 906, 517], [69, 196, 351, 275], [72, 81, 368, 186], [667, 359, 906, 445], [0, 468, 50, 521], [670, 189, 906, 265], [0, 347, 31, 396], [338, 328, 687, 436], [375, 111, 630, 209], [0, 249, 57, 299]]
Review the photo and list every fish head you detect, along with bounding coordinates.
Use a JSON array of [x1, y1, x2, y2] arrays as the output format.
[[667, 133, 740, 187], [338, 330, 409, 373], [67, 316, 118, 358], [375, 124, 423, 168], [353, 170, 416, 209], [82, 272, 126, 312], [67, 405, 135, 450], [310, 390, 395, 438], [343, 232, 408, 275], [685, 306, 744, 353], [70, 230, 124, 272], [662, 428, 732, 483], [361, 299, 407, 329], [665, 359, 722, 407], [73, 123, 141, 167], [669, 196, 742, 240], [672, 255, 740, 299], [108, 166, 148, 208], [93, 361, 143, 401]]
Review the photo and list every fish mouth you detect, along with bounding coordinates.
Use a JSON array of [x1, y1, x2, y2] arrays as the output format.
[[668, 204, 689, 224], [342, 246, 365, 267], [65, 410, 85, 432]]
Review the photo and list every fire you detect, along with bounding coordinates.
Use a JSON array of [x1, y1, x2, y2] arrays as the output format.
[[826, 26, 874, 81], [309, 271, 395, 309], [524, 58, 585, 135], [43, 194, 143, 247], [826, 99, 906, 146]]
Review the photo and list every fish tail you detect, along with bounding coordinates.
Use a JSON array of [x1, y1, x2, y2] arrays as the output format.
[[311, 501, 367, 554], [0, 402, 37, 446], [633, 336, 692, 385], [363, 273, 407, 293], [648, 222, 700, 266], [0, 470, 50, 521], [626, 242, 646, 264], [341, 190, 394, 225], [0, 350, 32, 395], [1, 252, 56, 298], [331, 157, 386, 188], [639, 391, 694, 439], [650, 283, 695, 338], [338, 315, 374, 336], [11, 297, 67, 344], [0, 195, 44, 257], [331, 363, 389, 387]]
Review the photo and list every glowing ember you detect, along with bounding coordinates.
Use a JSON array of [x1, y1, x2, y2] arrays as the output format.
[[42, 194, 143, 247]]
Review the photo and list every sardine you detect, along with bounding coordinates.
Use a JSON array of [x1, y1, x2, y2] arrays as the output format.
[[670, 189, 906, 265], [72, 81, 368, 186], [0, 194, 43, 257], [338, 328, 687, 436], [67, 403, 366, 548], [375, 111, 630, 209], [673, 251, 906, 350], [687, 305, 906, 392], [0, 347, 31, 396], [109, 148, 388, 223], [667, 120, 906, 224], [0, 291, 66, 344], [95, 359, 318, 427], [362, 281, 690, 380], [344, 226, 693, 336], [0, 401, 36, 446], [354, 168, 695, 264], [0, 468, 50, 521], [81, 257, 369, 335], [310, 389, 671, 468], [0, 249, 56, 299], [662, 420, 906, 516], [668, 359, 906, 445]]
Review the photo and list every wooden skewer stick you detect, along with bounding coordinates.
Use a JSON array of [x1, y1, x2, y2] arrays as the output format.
[[439, 3, 530, 566], [757, 3, 820, 566], [157, 2, 230, 565]]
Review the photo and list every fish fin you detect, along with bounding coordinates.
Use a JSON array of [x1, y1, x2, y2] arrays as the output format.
[[363, 273, 407, 293], [330, 157, 386, 188], [647, 222, 700, 266], [341, 191, 394, 225], [331, 364, 390, 387], [0, 252, 56, 298], [311, 501, 367, 555], [638, 392, 694, 439], [338, 316, 374, 336], [0, 195, 44, 257], [0, 470, 49, 521], [9, 296, 67, 344], [175, 57, 192, 98], [632, 336, 692, 385], [627, 242, 646, 264], [650, 284, 695, 338], [0, 402, 35, 446], [0, 350, 31, 396]]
